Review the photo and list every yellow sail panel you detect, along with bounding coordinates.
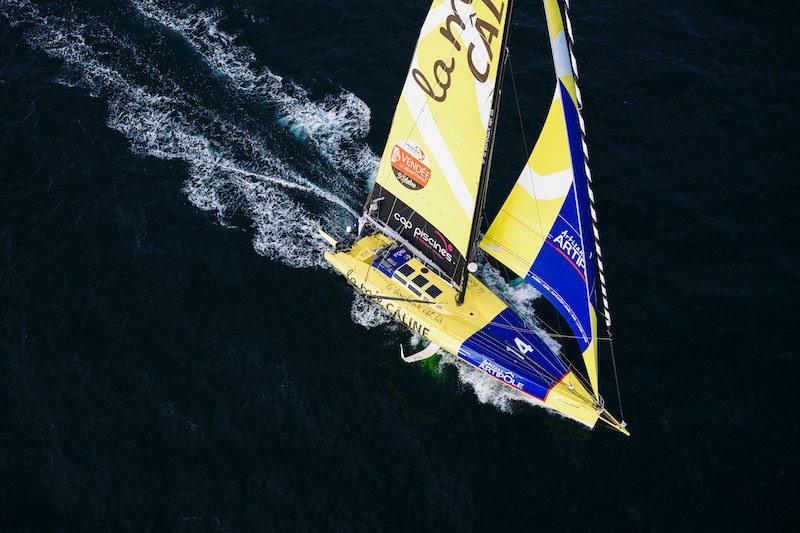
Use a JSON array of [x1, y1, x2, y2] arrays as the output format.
[[480, 88, 571, 279], [365, 0, 510, 284], [543, 0, 564, 39]]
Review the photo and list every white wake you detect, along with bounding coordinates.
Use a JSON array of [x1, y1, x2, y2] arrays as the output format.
[[132, 0, 379, 193], [0, 0, 364, 268], [0, 0, 559, 414]]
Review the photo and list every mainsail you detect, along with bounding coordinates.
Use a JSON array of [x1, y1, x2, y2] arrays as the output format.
[[364, 0, 511, 288], [480, 0, 609, 397]]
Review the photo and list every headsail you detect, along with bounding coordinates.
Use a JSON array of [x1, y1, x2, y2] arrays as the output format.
[[480, 0, 607, 397], [364, 0, 510, 288]]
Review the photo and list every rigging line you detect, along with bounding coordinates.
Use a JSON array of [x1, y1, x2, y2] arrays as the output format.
[[435, 218, 596, 393], [464, 333, 560, 389], [365, 266, 583, 397], [468, 332, 592, 406], [475, 318, 596, 397], [460, 3, 516, 303], [607, 327, 625, 420], [457, 288, 567, 377], [363, 272, 564, 389], [485, 284, 598, 395], [361, 265, 597, 405], [468, 320, 561, 377], [496, 253, 513, 283], [493, 274, 572, 344], [474, 293, 581, 389], [485, 304, 597, 402], [440, 266, 587, 385], [491, 277, 567, 339], [469, 346, 556, 390], [476, 256, 579, 354], [509, 55, 530, 158], [366, 294, 436, 305], [466, 328, 598, 408], [487, 321, 609, 341], [507, 313, 597, 399], [508, 53, 547, 252], [491, 307, 569, 378], [376, 274, 569, 386], [483, 239, 593, 339], [468, 314, 562, 374]]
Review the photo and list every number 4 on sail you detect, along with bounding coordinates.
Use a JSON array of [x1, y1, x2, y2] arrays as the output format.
[[320, 0, 628, 435]]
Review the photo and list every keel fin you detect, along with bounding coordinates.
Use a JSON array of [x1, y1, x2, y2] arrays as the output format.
[[400, 342, 441, 363]]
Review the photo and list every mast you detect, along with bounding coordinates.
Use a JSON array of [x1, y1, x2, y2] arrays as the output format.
[[458, 0, 516, 305]]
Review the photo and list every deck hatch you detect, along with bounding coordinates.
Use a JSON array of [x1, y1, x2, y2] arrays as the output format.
[[397, 264, 415, 277], [411, 274, 428, 287], [425, 285, 443, 298]]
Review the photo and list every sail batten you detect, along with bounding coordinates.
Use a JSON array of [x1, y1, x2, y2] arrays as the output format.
[[364, 0, 511, 288]]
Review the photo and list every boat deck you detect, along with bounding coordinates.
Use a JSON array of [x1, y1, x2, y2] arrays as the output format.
[[324, 232, 611, 431]]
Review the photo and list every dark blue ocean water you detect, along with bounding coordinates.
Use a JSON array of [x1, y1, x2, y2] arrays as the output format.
[[1, 0, 798, 529]]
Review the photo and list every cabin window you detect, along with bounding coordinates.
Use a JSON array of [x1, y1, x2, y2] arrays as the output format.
[[411, 274, 428, 288], [397, 264, 414, 277], [425, 285, 442, 298]]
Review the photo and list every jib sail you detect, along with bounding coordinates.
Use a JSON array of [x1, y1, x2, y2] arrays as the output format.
[[480, 0, 607, 397]]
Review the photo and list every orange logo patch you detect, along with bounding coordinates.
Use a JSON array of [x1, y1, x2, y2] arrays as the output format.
[[391, 143, 431, 190]]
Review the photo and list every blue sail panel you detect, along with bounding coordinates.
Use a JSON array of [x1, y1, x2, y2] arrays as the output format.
[[459, 308, 568, 400], [560, 82, 598, 310], [526, 201, 593, 350], [520, 81, 597, 352]]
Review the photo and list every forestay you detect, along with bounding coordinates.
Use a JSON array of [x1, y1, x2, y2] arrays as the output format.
[[364, 0, 510, 287], [480, 0, 605, 397]]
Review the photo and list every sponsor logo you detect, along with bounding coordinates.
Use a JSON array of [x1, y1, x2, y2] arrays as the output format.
[[392, 212, 454, 263], [412, 0, 506, 103], [478, 358, 524, 390], [552, 229, 586, 270], [393, 212, 414, 231], [391, 141, 431, 190]]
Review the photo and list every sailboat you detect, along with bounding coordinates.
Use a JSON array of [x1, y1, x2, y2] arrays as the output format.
[[319, 0, 628, 435]]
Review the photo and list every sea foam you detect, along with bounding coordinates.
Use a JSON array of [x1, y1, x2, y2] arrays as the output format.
[[0, 0, 561, 414]]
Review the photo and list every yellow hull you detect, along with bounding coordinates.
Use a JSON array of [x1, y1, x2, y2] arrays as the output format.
[[323, 233, 627, 433]]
